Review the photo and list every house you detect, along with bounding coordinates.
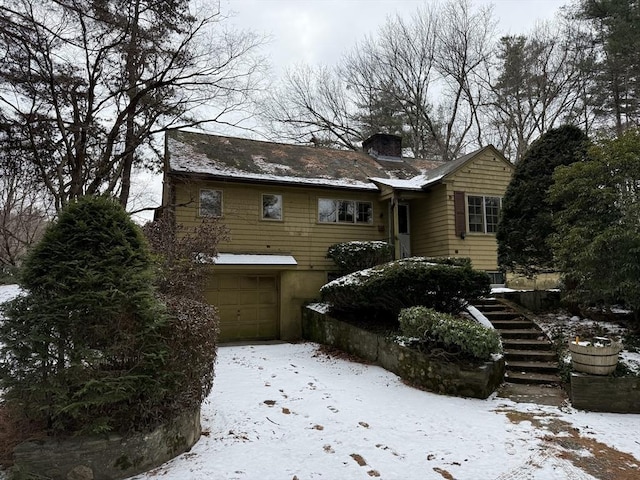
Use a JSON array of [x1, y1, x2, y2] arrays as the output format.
[[162, 130, 514, 342]]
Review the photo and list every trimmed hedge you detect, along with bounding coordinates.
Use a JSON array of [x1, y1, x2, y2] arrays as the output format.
[[326, 241, 393, 276], [399, 306, 502, 361], [320, 257, 490, 320]]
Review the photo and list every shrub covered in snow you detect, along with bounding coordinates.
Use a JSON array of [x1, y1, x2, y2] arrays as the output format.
[[399, 306, 502, 361], [326, 241, 393, 276], [320, 257, 490, 320]]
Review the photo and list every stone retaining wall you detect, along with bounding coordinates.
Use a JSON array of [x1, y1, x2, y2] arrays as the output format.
[[302, 308, 504, 399], [570, 373, 640, 413], [12, 408, 201, 480]]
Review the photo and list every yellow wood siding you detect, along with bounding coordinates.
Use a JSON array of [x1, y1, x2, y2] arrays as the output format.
[[409, 150, 512, 270], [444, 149, 513, 270], [172, 181, 389, 271], [410, 184, 451, 258]]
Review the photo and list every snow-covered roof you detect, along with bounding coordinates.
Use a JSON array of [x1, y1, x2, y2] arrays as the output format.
[[165, 130, 504, 192], [212, 253, 298, 266], [166, 131, 423, 190]]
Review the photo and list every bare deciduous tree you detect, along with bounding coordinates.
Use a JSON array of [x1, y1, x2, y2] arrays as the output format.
[[264, 0, 495, 161], [0, 121, 51, 267], [485, 21, 596, 162], [0, 0, 266, 211]]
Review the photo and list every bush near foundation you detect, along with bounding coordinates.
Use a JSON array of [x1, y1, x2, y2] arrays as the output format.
[[399, 306, 502, 361], [0, 196, 170, 435], [326, 241, 393, 276], [320, 257, 490, 321]]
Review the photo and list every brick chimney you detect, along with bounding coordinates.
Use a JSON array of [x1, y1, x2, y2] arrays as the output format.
[[362, 133, 402, 159]]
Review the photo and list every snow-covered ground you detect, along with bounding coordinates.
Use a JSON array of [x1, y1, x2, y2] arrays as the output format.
[[1, 284, 639, 479], [127, 342, 639, 480]]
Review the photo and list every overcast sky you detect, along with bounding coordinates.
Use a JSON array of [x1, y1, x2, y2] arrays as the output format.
[[131, 0, 569, 220], [221, 0, 567, 75]]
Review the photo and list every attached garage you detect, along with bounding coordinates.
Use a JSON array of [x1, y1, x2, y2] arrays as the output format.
[[205, 273, 279, 342], [204, 254, 297, 342]]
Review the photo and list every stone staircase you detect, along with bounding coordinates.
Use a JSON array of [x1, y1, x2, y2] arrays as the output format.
[[472, 298, 561, 386]]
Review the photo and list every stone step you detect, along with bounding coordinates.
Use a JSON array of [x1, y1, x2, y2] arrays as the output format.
[[475, 304, 511, 312], [502, 338, 553, 350], [491, 319, 537, 329], [498, 328, 546, 339], [506, 360, 559, 373], [504, 349, 557, 362], [483, 311, 526, 321], [497, 383, 567, 406], [505, 371, 562, 385]]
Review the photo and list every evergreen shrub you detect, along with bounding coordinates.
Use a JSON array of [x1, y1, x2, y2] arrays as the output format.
[[326, 241, 393, 276], [320, 257, 490, 320], [399, 306, 502, 361], [0, 196, 170, 434]]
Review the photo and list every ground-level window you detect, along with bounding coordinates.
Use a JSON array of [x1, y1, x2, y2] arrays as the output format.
[[318, 199, 373, 224], [487, 271, 505, 285], [262, 194, 283, 220], [200, 189, 222, 217], [467, 195, 501, 233]]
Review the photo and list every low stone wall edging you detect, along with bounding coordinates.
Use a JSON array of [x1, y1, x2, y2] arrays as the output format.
[[12, 408, 201, 480], [302, 307, 504, 399]]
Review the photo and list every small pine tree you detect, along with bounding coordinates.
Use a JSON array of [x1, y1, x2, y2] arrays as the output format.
[[0, 196, 170, 434], [496, 125, 589, 277]]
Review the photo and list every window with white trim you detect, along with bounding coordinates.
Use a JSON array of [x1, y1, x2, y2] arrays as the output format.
[[318, 199, 373, 224], [467, 195, 501, 233], [262, 194, 283, 220], [200, 189, 222, 217]]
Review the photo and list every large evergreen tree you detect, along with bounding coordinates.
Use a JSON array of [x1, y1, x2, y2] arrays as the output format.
[[579, 0, 640, 134], [550, 128, 640, 322], [496, 125, 589, 276]]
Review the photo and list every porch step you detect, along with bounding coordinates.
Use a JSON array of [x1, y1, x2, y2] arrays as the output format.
[[505, 371, 562, 385], [498, 328, 546, 339], [483, 311, 525, 321], [491, 319, 534, 329], [504, 349, 558, 362], [505, 360, 559, 373], [501, 338, 553, 350], [471, 297, 561, 387]]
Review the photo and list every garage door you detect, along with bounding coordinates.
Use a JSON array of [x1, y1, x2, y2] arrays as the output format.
[[205, 274, 279, 342]]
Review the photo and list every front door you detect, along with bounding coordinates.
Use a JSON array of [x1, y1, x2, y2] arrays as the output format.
[[398, 203, 411, 258]]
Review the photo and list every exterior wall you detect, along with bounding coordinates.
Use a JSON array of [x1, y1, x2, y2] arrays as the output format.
[[409, 150, 512, 271], [410, 184, 451, 258], [171, 179, 389, 341], [444, 150, 512, 271], [173, 180, 388, 271]]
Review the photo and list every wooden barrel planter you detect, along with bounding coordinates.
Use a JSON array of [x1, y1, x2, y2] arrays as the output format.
[[569, 338, 622, 375]]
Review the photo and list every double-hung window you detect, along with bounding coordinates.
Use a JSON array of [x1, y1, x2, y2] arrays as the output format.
[[467, 195, 501, 233], [200, 189, 222, 217]]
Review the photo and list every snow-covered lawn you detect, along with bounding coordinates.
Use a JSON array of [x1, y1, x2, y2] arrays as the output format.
[[128, 342, 640, 480], [1, 284, 639, 479]]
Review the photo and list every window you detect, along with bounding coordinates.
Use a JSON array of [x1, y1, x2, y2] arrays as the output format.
[[487, 271, 505, 285], [200, 189, 222, 217], [262, 194, 283, 220], [467, 195, 501, 233], [318, 199, 373, 224]]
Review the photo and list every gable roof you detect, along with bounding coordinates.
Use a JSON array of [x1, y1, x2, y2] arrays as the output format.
[[165, 130, 510, 192], [166, 130, 424, 191], [370, 145, 511, 191]]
